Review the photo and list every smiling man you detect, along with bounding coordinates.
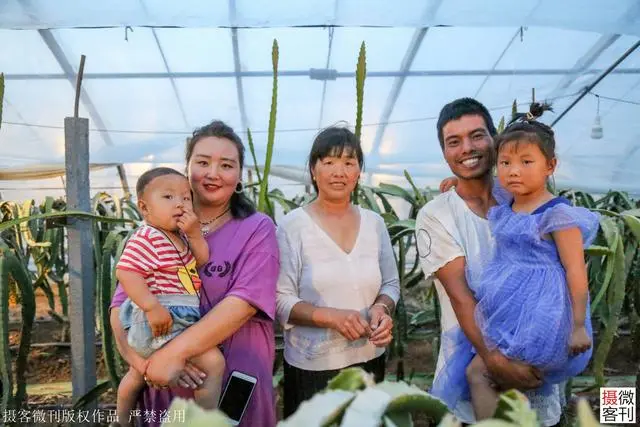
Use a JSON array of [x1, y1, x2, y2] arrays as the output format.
[[416, 98, 564, 425]]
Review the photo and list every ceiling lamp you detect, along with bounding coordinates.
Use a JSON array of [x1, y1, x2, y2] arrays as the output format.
[[591, 95, 603, 140]]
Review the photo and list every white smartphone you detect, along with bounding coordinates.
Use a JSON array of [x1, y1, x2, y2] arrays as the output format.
[[218, 370, 257, 425]]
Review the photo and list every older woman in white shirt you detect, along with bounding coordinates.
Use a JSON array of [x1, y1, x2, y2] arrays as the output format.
[[276, 126, 400, 417]]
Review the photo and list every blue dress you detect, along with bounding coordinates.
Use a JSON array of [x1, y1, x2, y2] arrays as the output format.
[[430, 197, 600, 410]]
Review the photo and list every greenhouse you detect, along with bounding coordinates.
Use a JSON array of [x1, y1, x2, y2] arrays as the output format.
[[0, 1, 639, 426]]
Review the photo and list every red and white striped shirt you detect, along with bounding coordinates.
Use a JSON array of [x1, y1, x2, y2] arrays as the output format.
[[116, 225, 201, 296]]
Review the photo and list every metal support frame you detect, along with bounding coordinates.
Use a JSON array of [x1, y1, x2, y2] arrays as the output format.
[[317, 28, 335, 129], [551, 40, 640, 126], [546, 35, 620, 101], [473, 0, 542, 98], [473, 28, 523, 98], [229, 0, 249, 138], [366, 27, 428, 167], [36, 29, 131, 197], [606, 1, 640, 181], [547, 1, 640, 123], [317, 0, 340, 129], [610, 76, 640, 181], [1, 98, 47, 150], [366, 0, 443, 174], [139, 0, 189, 129], [5, 67, 640, 81]]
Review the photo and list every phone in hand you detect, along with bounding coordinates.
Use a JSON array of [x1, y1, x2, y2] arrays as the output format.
[[218, 370, 257, 425]]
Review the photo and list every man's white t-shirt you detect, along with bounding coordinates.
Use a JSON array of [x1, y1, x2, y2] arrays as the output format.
[[415, 188, 563, 426]]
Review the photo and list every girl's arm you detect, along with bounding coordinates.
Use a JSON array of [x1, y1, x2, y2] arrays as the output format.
[[553, 227, 589, 328]]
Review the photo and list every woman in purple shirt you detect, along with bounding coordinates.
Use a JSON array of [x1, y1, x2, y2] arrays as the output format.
[[110, 120, 279, 427]]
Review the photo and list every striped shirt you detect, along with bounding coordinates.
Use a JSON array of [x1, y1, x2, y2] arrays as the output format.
[[116, 225, 201, 296]]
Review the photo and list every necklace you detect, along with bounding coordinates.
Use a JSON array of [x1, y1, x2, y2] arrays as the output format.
[[200, 207, 231, 235]]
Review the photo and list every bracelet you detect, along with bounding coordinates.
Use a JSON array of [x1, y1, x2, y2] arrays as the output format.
[[373, 302, 391, 315]]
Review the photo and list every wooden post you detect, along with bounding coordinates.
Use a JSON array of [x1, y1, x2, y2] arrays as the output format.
[[66, 54, 96, 409], [64, 116, 97, 405]]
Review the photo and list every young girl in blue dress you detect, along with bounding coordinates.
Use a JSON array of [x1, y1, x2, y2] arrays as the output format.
[[432, 103, 600, 419]]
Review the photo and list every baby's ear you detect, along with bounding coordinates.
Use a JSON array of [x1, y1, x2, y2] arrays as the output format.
[[137, 199, 148, 215]]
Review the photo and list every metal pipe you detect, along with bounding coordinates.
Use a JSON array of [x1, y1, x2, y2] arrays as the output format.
[[6, 67, 640, 81], [551, 39, 640, 127]]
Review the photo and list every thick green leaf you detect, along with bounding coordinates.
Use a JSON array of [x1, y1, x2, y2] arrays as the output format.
[[598, 216, 619, 248], [376, 381, 448, 423], [592, 209, 620, 219], [0, 73, 4, 129], [98, 234, 121, 389], [410, 309, 436, 327], [403, 170, 426, 207], [0, 211, 134, 233], [360, 186, 381, 214], [593, 231, 627, 386], [246, 128, 263, 184], [374, 191, 397, 216], [493, 389, 538, 426], [0, 250, 14, 414], [0, 249, 36, 411], [165, 397, 232, 426], [496, 116, 505, 134], [268, 193, 301, 214], [622, 213, 640, 242], [341, 387, 392, 427], [384, 412, 412, 427], [436, 414, 462, 427], [377, 183, 414, 203], [327, 367, 375, 391], [585, 245, 613, 257], [473, 421, 516, 427], [388, 219, 417, 233], [257, 39, 279, 214], [381, 212, 400, 226], [621, 208, 640, 217], [391, 228, 416, 246], [72, 380, 112, 409], [277, 390, 355, 427], [355, 41, 366, 142], [591, 245, 615, 314], [402, 270, 425, 289], [576, 398, 600, 427]]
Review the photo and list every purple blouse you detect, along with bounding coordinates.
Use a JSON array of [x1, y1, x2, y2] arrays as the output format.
[[111, 212, 279, 427]]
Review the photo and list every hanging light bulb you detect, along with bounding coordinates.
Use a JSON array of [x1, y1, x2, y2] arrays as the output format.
[[591, 94, 603, 140]]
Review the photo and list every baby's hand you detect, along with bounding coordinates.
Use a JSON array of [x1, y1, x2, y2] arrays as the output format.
[[569, 325, 591, 355], [177, 208, 200, 238], [145, 303, 173, 338]]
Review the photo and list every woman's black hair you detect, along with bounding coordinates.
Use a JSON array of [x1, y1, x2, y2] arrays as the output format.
[[307, 125, 364, 193], [495, 102, 556, 161], [186, 120, 256, 219]]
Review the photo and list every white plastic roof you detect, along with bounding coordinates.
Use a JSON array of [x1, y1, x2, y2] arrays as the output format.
[[1, 1, 640, 200]]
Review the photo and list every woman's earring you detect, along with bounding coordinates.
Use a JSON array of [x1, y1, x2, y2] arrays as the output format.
[[235, 182, 244, 194]]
